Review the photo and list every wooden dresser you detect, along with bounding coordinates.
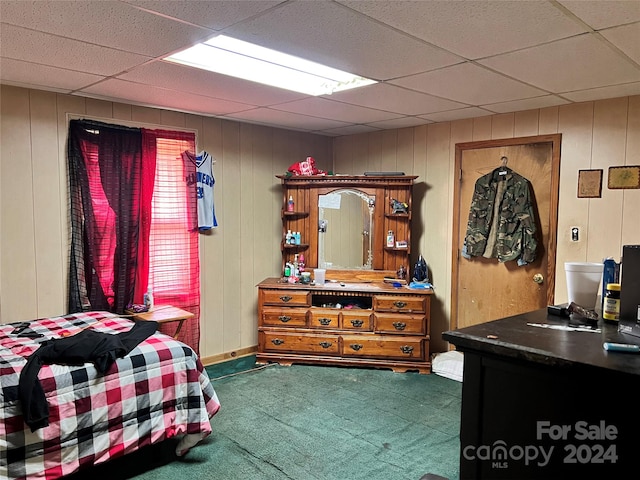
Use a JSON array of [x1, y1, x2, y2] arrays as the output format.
[[257, 278, 433, 373]]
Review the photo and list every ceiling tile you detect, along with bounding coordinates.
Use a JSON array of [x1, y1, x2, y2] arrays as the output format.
[[558, 0, 640, 29], [0, 58, 104, 92], [366, 117, 433, 129], [340, 0, 586, 59], [226, 107, 352, 132], [391, 63, 547, 105], [482, 95, 570, 114], [119, 61, 306, 106], [419, 107, 494, 123], [124, 0, 281, 30], [271, 97, 403, 124], [479, 34, 640, 93], [81, 78, 253, 116], [317, 124, 382, 136], [224, 0, 462, 81], [601, 23, 640, 64], [0, 0, 213, 57], [330, 83, 466, 115], [0, 24, 151, 76], [561, 82, 640, 102]]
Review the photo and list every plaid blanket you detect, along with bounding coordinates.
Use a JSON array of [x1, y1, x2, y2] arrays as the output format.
[[0, 312, 220, 480]]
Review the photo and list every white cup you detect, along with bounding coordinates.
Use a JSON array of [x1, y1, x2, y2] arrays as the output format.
[[565, 262, 604, 309], [313, 268, 326, 285]]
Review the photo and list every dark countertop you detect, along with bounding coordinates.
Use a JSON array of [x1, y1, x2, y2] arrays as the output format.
[[443, 309, 640, 377]]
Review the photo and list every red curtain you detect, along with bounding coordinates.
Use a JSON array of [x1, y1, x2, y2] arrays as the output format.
[[141, 129, 201, 353]]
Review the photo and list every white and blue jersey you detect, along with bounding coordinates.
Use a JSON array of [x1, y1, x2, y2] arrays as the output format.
[[183, 150, 218, 230]]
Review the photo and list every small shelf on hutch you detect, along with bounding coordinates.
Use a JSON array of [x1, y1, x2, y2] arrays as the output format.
[[384, 246, 410, 252], [283, 244, 309, 249], [385, 213, 410, 218], [283, 211, 309, 218]]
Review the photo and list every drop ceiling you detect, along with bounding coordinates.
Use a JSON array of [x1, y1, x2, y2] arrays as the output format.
[[1, 0, 639, 136]]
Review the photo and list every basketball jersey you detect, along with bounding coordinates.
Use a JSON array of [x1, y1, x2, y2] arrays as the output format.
[[182, 150, 218, 230]]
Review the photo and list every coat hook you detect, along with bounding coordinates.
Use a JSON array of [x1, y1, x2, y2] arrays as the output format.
[[500, 156, 508, 166]]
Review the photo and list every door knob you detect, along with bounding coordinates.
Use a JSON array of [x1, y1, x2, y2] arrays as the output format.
[[533, 273, 544, 284]]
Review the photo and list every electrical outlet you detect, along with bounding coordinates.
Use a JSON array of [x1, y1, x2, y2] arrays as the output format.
[[571, 227, 579, 242]]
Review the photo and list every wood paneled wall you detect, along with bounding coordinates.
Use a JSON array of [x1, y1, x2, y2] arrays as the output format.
[[335, 96, 640, 352], [0, 85, 331, 362], [2, 85, 639, 357]]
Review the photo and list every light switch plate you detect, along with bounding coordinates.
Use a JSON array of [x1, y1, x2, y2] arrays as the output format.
[[571, 227, 579, 242]]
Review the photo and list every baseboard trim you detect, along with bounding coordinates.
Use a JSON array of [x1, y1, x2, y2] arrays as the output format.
[[200, 345, 258, 367]]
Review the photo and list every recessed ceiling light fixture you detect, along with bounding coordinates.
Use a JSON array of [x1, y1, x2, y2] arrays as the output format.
[[164, 35, 377, 96]]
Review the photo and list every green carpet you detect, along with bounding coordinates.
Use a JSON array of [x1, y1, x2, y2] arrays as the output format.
[[70, 356, 462, 480]]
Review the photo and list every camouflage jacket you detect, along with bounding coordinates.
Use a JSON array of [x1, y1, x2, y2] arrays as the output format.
[[462, 167, 537, 265]]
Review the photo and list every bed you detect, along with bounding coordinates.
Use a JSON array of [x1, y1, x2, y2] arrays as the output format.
[[0, 311, 220, 480]]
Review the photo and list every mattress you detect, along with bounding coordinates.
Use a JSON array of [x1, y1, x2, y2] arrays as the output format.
[[0, 311, 220, 479]]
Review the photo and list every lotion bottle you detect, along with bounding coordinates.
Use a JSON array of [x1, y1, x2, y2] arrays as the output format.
[[387, 230, 395, 248], [143, 286, 154, 311], [287, 195, 295, 212]]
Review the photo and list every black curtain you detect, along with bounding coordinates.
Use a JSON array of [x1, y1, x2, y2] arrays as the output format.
[[67, 119, 143, 314]]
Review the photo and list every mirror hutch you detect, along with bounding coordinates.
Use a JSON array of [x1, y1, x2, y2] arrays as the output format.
[[256, 175, 433, 373]]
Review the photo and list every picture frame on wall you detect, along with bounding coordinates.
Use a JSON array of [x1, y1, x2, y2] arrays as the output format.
[[608, 166, 640, 189], [577, 169, 603, 198]]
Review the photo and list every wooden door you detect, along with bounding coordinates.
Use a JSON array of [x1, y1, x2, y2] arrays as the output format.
[[451, 135, 561, 330]]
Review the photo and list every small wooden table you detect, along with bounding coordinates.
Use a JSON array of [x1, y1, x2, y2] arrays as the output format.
[[127, 305, 193, 339]]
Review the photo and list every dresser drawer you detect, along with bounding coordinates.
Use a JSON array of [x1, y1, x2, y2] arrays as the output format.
[[340, 310, 373, 331], [341, 335, 425, 361], [261, 289, 310, 307], [261, 331, 340, 355], [262, 307, 308, 327], [374, 313, 426, 335], [309, 308, 340, 329], [374, 295, 426, 313]]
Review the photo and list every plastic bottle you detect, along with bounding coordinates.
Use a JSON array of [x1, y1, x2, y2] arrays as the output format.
[[143, 286, 154, 311], [287, 195, 295, 212], [286, 229, 292, 244], [387, 230, 395, 248], [603, 283, 621, 323], [601, 258, 620, 309], [292, 254, 300, 279]]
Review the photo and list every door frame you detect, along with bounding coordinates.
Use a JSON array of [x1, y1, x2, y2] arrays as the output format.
[[450, 134, 562, 331]]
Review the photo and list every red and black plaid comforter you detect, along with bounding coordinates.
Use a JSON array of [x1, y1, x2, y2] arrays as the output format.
[[0, 312, 220, 479]]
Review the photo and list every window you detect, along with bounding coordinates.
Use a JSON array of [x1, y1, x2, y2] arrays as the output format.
[[145, 132, 201, 351]]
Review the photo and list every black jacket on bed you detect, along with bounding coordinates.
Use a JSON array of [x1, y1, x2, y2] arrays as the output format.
[[19, 320, 158, 431]]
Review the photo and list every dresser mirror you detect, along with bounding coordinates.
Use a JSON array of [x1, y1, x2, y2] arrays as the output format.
[[318, 189, 375, 270]]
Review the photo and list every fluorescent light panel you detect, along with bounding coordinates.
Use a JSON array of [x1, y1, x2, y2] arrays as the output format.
[[164, 35, 376, 96]]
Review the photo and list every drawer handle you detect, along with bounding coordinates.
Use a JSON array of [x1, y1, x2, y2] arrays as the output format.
[[350, 319, 364, 328], [279, 295, 293, 302], [393, 301, 407, 309], [392, 322, 406, 331], [319, 341, 333, 349], [318, 317, 332, 325], [400, 345, 414, 354], [278, 315, 291, 323], [349, 344, 363, 351], [271, 338, 285, 345]]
